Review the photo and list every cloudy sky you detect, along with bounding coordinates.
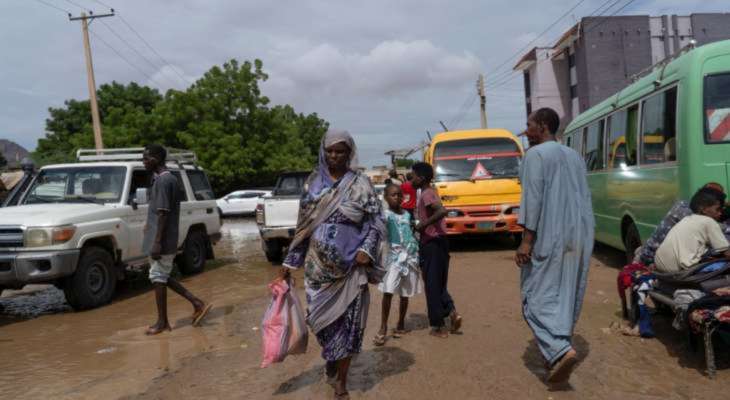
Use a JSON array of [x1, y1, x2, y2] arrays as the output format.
[[1, 0, 726, 166]]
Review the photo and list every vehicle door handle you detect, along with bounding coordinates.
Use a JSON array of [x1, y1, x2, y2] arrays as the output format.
[[206, 208, 214, 214]]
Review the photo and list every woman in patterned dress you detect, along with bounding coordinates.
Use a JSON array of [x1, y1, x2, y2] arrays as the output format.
[[281, 129, 385, 400]]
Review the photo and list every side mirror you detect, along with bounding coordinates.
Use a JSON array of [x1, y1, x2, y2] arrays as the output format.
[[133, 188, 149, 210]]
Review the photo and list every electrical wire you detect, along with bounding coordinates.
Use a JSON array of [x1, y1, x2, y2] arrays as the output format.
[[98, 19, 183, 89], [482, 0, 590, 87], [482, 0, 621, 89], [116, 14, 194, 85], [87, 0, 113, 9], [89, 28, 167, 88], [33, 0, 72, 15], [451, 94, 479, 130], [62, 0, 91, 12], [485, 0, 640, 92]]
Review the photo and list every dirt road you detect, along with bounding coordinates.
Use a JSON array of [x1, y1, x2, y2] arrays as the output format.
[[1, 220, 728, 399]]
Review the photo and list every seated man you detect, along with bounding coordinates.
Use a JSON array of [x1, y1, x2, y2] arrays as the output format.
[[635, 182, 726, 265], [654, 189, 730, 273]]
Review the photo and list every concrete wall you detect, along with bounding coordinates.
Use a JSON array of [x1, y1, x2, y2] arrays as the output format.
[[691, 13, 730, 46], [576, 16, 653, 112], [522, 48, 572, 131]]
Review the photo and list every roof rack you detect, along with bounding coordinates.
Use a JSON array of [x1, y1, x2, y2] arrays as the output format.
[[629, 40, 697, 83], [76, 147, 199, 168]]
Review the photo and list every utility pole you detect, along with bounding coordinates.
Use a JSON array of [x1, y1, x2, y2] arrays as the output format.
[[69, 11, 115, 152], [477, 74, 487, 129]]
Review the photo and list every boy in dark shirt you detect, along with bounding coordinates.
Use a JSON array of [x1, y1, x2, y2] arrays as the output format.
[[143, 144, 211, 335], [412, 162, 462, 338]]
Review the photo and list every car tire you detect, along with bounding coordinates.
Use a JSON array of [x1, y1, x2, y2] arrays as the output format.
[[624, 222, 641, 264], [512, 232, 523, 245], [263, 240, 283, 264], [63, 246, 117, 310], [178, 230, 208, 275]]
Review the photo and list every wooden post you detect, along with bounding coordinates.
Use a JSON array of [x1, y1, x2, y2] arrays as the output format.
[[81, 13, 103, 151], [70, 11, 115, 152]]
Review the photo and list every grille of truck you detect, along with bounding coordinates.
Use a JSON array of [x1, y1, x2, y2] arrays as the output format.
[[0, 226, 23, 248]]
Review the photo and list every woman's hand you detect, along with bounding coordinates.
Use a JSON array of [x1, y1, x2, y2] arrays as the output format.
[[278, 267, 291, 281], [355, 251, 372, 268]]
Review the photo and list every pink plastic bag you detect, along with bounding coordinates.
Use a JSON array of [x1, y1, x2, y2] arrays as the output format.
[[260, 277, 308, 368]]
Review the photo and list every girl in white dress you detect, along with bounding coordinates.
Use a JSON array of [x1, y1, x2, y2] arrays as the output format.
[[374, 184, 422, 346]]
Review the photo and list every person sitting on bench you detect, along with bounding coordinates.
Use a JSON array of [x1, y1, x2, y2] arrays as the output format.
[[655, 189, 730, 273]]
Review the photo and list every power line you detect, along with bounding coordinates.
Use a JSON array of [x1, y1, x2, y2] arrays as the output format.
[[33, 0, 72, 15], [87, 0, 113, 9], [89, 28, 166, 88], [62, 0, 92, 12], [447, 92, 477, 128], [485, 0, 639, 92], [483, 0, 589, 87], [483, 0, 620, 89], [452, 94, 479, 130], [98, 19, 183, 89], [116, 14, 193, 86]]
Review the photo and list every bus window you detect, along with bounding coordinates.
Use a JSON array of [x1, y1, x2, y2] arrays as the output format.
[[625, 105, 639, 166], [585, 120, 605, 171], [640, 87, 677, 163], [572, 128, 584, 156], [705, 73, 730, 143], [608, 110, 627, 168]]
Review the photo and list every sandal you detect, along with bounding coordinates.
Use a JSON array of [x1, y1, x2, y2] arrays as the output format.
[[547, 349, 578, 383], [392, 328, 409, 338], [145, 325, 171, 335], [192, 304, 213, 327], [429, 327, 448, 338], [450, 312, 463, 333], [373, 333, 387, 346], [334, 390, 350, 400]]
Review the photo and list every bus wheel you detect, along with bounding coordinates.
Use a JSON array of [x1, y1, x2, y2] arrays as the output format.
[[624, 223, 641, 264]]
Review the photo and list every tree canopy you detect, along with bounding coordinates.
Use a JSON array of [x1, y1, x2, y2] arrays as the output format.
[[34, 59, 328, 194], [0, 152, 7, 170]]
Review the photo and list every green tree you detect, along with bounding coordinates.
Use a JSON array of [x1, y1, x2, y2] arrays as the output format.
[[0, 152, 7, 170], [34, 59, 328, 194], [395, 158, 417, 168], [158, 59, 327, 192], [34, 81, 163, 165]]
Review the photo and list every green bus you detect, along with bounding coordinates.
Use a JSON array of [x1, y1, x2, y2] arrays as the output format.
[[562, 39, 730, 261]]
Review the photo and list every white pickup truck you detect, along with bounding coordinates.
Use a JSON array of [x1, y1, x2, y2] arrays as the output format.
[[256, 171, 310, 263], [0, 148, 221, 310]]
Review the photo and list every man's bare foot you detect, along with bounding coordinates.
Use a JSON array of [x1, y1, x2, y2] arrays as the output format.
[[429, 327, 448, 338], [620, 325, 641, 337], [547, 348, 578, 383], [145, 323, 171, 335]]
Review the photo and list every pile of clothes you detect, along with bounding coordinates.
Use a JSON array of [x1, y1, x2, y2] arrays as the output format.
[[618, 260, 730, 338]]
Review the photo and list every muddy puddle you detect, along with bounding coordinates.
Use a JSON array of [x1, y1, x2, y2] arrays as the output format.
[[0, 219, 277, 400]]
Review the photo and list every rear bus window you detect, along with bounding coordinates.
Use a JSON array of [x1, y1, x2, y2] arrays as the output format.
[[640, 87, 677, 163], [705, 73, 730, 143]]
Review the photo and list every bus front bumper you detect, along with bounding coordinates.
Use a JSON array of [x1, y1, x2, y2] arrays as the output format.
[[443, 205, 522, 235]]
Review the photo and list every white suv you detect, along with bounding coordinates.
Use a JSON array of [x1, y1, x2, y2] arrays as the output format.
[[0, 148, 221, 310]]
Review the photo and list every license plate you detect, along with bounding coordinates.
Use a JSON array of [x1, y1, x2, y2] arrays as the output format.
[[476, 222, 494, 231]]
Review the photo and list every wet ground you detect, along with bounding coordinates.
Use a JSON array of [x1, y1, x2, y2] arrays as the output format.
[[1, 220, 729, 399]]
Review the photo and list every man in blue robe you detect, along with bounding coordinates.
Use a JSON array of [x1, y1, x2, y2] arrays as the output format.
[[515, 108, 595, 384]]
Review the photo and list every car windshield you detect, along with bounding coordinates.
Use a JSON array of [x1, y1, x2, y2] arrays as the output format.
[[433, 138, 521, 182], [705, 73, 730, 143], [23, 166, 126, 205]]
